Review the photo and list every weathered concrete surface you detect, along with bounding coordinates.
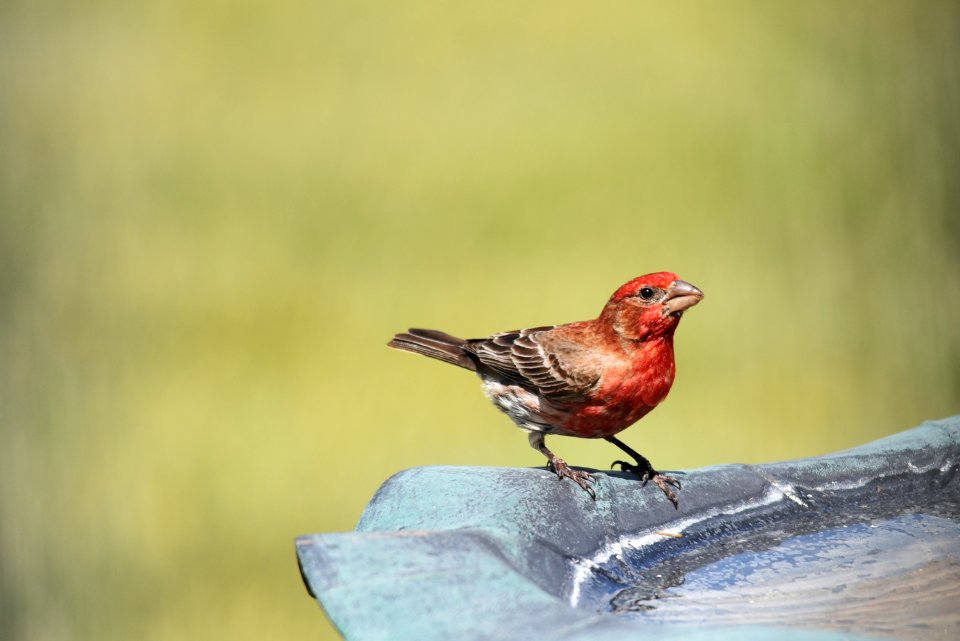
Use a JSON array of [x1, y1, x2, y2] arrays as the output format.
[[296, 416, 960, 641]]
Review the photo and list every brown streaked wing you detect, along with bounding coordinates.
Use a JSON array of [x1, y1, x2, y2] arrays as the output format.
[[464, 330, 528, 386], [465, 326, 600, 401]]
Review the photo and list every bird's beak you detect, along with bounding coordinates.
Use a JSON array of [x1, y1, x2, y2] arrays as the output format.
[[662, 280, 704, 317]]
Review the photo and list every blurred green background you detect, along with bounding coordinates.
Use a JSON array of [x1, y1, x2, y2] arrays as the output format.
[[2, 1, 958, 640]]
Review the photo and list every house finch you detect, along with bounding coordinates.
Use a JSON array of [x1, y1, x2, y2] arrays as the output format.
[[388, 272, 703, 507]]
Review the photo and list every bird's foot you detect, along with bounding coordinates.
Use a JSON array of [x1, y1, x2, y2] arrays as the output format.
[[549, 458, 597, 500], [611, 459, 681, 509]]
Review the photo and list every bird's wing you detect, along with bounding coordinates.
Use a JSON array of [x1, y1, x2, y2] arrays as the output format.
[[465, 326, 602, 401]]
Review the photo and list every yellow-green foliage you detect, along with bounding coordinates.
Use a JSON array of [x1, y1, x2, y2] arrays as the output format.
[[1, 2, 958, 640]]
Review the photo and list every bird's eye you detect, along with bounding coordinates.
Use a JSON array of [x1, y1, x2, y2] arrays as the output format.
[[638, 287, 656, 301]]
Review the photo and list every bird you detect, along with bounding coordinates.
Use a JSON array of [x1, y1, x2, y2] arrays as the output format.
[[387, 272, 703, 507]]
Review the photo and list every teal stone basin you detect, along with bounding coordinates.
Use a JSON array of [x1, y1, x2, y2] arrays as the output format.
[[296, 417, 960, 641]]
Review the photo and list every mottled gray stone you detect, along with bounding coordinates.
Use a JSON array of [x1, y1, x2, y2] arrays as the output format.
[[296, 417, 960, 641]]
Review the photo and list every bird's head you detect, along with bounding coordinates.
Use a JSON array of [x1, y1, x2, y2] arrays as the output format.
[[600, 272, 704, 342]]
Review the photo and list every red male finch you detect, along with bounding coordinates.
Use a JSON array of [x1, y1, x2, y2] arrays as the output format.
[[388, 272, 703, 507]]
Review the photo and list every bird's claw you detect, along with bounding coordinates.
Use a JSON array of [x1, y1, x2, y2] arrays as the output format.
[[652, 474, 680, 509], [550, 458, 597, 500], [611, 459, 682, 509]]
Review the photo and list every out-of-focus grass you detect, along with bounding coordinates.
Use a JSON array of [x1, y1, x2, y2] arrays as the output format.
[[1, 2, 958, 640]]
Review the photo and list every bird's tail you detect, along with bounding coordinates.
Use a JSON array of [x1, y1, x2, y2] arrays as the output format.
[[387, 328, 477, 371]]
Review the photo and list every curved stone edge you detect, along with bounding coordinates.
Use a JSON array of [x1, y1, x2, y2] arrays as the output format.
[[296, 416, 960, 641], [357, 417, 959, 536]]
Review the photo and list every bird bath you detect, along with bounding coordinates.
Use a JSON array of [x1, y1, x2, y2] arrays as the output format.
[[296, 417, 960, 641]]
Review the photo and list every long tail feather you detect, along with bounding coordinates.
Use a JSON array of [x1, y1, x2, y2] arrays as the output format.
[[387, 328, 476, 371]]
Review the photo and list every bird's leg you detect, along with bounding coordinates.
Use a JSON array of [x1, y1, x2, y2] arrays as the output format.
[[605, 435, 681, 508], [528, 432, 596, 500]]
